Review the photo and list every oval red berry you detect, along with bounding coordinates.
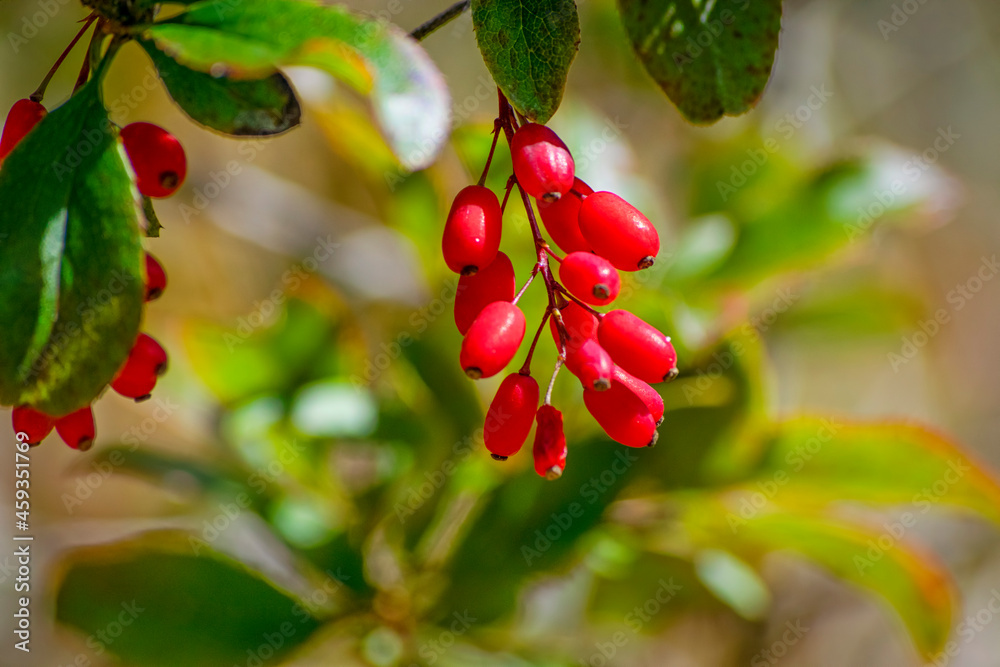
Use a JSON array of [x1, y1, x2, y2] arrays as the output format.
[[145, 253, 167, 301], [485, 372, 539, 460], [511, 123, 575, 201], [536, 178, 593, 254], [533, 405, 567, 479], [460, 301, 526, 379], [565, 338, 613, 391], [12, 405, 55, 446], [579, 192, 659, 271], [583, 380, 658, 448], [121, 122, 187, 198], [442, 185, 503, 275], [55, 406, 96, 451], [613, 366, 664, 425], [559, 252, 620, 306], [0, 99, 46, 161], [598, 310, 677, 383], [455, 252, 516, 335], [111, 333, 168, 401]]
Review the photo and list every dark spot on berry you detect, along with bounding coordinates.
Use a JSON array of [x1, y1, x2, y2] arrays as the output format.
[[593, 377, 611, 391], [593, 283, 610, 300], [663, 367, 679, 382], [656, 416, 665, 427], [541, 191, 561, 203], [465, 367, 483, 379], [77, 438, 94, 452], [155, 361, 168, 377], [544, 465, 563, 480], [160, 171, 179, 189], [646, 431, 659, 448], [490, 453, 508, 462], [135, 394, 153, 403], [637, 255, 655, 270], [146, 287, 163, 301], [461, 265, 479, 276]]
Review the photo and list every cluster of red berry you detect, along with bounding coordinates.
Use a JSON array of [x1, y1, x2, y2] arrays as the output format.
[[444, 94, 678, 480], [2, 98, 186, 450]]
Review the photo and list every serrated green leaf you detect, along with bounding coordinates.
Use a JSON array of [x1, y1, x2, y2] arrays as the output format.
[[0, 81, 144, 416], [471, 0, 580, 123], [54, 532, 322, 667], [143, 0, 450, 169], [617, 0, 782, 124], [140, 39, 301, 136]]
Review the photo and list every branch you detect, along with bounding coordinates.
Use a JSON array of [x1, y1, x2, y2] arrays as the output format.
[[410, 1, 471, 41]]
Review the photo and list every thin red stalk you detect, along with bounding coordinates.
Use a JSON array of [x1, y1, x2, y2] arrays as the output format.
[[518, 308, 552, 375], [499, 176, 516, 213], [512, 265, 539, 305], [477, 119, 503, 187], [30, 14, 97, 102], [544, 246, 563, 263]]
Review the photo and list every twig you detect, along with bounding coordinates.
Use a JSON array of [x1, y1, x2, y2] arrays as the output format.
[[410, 0, 471, 41]]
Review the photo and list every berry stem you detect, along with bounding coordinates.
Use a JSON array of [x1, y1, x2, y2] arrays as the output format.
[[544, 245, 563, 263], [554, 283, 604, 318], [512, 265, 539, 306], [499, 175, 516, 213], [30, 14, 97, 102], [410, 0, 470, 41], [518, 308, 551, 375], [477, 119, 503, 187], [543, 358, 563, 405]]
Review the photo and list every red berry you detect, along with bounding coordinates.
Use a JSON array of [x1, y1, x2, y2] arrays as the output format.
[[511, 123, 575, 201], [484, 372, 539, 460], [532, 405, 567, 479], [565, 338, 613, 391], [579, 192, 659, 271], [0, 99, 46, 161], [460, 301, 526, 379], [549, 301, 599, 350], [55, 406, 96, 451], [559, 252, 620, 306], [455, 252, 516, 335], [145, 253, 167, 301], [111, 333, 168, 401], [121, 122, 187, 198], [442, 185, 503, 275], [536, 178, 594, 253], [583, 379, 658, 448], [613, 366, 663, 425], [12, 406, 55, 445], [598, 310, 677, 383]]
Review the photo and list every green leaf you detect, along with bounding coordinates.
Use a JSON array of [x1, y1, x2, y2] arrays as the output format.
[[682, 501, 954, 658], [470, 0, 580, 123], [140, 39, 301, 136], [617, 0, 783, 124], [0, 81, 144, 416], [54, 532, 322, 667], [746, 418, 1000, 525], [143, 0, 450, 169]]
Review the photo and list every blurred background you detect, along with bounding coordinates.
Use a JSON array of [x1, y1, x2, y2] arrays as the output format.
[[1, 0, 1000, 665]]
